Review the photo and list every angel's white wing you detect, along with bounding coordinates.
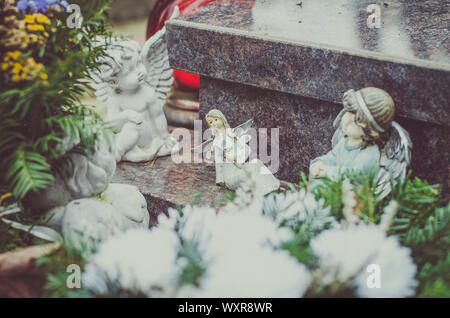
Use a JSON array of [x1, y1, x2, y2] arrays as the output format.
[[375, 121, 412, 198], [141, 6, 180, 103], [232, 118, 254, 138], [331, 109, 346, 147], [191, 138, 213, 153]]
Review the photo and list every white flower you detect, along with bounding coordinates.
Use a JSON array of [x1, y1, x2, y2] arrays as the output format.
[[342, 179, 359, 225], [162, 204, 308, 297], [177, 205, 218, 253], [263, 188, 335, 232], [192, 211, 309, 297], [206, 211, 294, 258], [311, 224, 417, 297], [379, 200, 399, 232], [83, 228, 180, 297], [197, 247, 312, 298]]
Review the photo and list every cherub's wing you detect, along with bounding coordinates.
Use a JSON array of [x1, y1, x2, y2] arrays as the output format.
[[375, 121, 412, 198], [141, 6, 180, 102], [331, 109, 346, 148], [232, 118, 254, 138], [89, 36, 122, 103], [191, 138, 213, 153]]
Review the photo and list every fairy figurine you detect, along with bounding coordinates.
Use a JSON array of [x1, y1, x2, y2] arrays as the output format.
[[194, 109, 280, 196], [90, 7, 180, 163], [309, 87, 412, 197]]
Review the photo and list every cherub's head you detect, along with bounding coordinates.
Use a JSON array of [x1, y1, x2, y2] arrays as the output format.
[[341, 87, 395, 148], [206, 109, 230, 136], [94, 39, 147, 93]]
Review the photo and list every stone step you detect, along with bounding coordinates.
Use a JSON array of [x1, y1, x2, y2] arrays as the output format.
[[112, 155, 229, 225]]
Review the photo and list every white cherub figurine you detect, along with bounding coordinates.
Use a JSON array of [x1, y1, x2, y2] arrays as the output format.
[[194, 109, 280, 196], [90, 8, 180, 163]]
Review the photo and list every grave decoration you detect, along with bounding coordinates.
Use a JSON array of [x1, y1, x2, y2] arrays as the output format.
[[40, 174, 448, 298], [89, 7, 180, 163], [193, 109, 280, 196], [310, 87, 412, 198]]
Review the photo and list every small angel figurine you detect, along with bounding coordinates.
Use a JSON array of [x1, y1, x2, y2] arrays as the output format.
[[90, 8, 180, 162], [194, 109, 280, 196], [309, 87, 412, 197]]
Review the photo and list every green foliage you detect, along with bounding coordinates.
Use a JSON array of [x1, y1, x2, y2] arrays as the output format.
[[416, 252, 450, 298], [388, 173, 442, 239], [177, 240, 207, 287], [0, 206, 48, 253], [0, 0, 114, 200], [305, 168, 448, 297], [281, 233, 316, 268], [36, 246, 92, 298]]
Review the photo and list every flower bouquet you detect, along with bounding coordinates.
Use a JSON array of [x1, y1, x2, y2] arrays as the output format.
[[0, 0, 113, 202]]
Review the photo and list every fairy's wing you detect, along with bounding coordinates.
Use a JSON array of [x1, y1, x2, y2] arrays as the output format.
[[375, 122, 412, 198], [331, 109, 346, 148], [191, 138, 213, 153], [232, 118, 254, 138], [141, 6, 180, 103]]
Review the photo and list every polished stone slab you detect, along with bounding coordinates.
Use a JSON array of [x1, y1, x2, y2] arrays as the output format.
[[112, 155, 229, 224], [166, 0, 450, 126]]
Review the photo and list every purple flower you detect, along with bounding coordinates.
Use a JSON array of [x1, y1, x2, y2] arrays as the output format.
[[17, 0, 69, 13]]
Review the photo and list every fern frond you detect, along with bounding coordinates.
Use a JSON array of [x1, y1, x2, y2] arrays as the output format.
[[4, 148, 55, 199]]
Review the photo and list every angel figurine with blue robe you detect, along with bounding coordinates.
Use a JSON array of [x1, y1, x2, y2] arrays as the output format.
[[309, 87, 412, 198], [90, 7, 180, 162]]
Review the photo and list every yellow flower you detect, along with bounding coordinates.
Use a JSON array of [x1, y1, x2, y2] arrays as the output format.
[[27, 24, 45, 32], [24, 14, 35, 24], [1, 63, 9, 70], [8, 51, 21, 60], [40, 73, 48, 80], [36, 13, 51, 25], [12, 62, 22, 74], [12, 74, 21, 82]]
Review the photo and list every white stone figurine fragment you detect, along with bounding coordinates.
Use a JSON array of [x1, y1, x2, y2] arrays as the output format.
[[5, 133, 150, 256], [46, 183, 150, 257], [194, 109, 280, 196], [27, 133, 116, 211], [309, 87, 412, 198], [90, 7, 180, 163]]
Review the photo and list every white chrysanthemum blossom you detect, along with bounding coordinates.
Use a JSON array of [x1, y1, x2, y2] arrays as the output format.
[[176, 205, 218, 253], [196, 246, 312, 298], [311, 224, 417, 297], [83, 228, 181, 297], [206, 212, 294, 257], [262, 188, 335, 233], [379, 200, 399, 232], [190, 211, 310, 297], [341, 179, 359, 225], [163, 204, 305, 297]]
